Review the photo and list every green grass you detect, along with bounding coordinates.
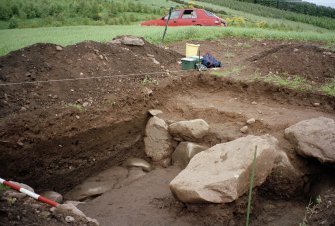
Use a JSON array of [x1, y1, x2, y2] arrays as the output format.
[[320, 79, 335, 96], [1, 25, 334, 56], [0, 184, 10, 191], [64, 103, 84, 111], [211, 66, 244, 77], [264, 74, 312, 91]]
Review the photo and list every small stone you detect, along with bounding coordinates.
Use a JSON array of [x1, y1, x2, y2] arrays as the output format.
[[65, 216, 75, 223], [313, 102, 320, 107], [148, 109, 163, 116], [251, 101, 257, 105], [40, 191, 63, 203], [123, 158, 152, 172], [75, 115, 80, 119], [143, 87, 153, 96], [70, 89, 75, 92], [82, 102, 90, 107], [20, 107, 27, 112], [293, 48, 299, 52], [240, 126, 248, 133], [56, 46, 63, 51], [80, 72, 84, 76], [99, 55, 104, 60], [152, 58, 160, 65], [247, 118, 256, 125], [147, 54, 155, 58]]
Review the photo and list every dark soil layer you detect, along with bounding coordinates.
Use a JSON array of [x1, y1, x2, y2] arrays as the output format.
[[0, 39, 182, 117], [250, 44, 335, 83]]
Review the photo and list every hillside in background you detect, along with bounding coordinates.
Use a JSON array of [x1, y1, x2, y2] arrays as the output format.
[[189, 0, 335, 30], [237, 0, 335, 18]]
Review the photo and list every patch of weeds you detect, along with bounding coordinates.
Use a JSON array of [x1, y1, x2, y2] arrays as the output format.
[[0, 184, 10, 191], [141, 75, 158, 86], [320, 79, 335, 96], [211, 66, 243, 77], [64, 103, 84, 111], [265, 74, 312, 91], [300, 196, 322, 226], [235, 42, 252, 48], [224, 51, 235, 58], [218, 40, 228, 47], [7, 197, 17, 206]]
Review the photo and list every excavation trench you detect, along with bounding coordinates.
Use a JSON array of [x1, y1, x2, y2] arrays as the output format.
[[1, 74, 335, 225]]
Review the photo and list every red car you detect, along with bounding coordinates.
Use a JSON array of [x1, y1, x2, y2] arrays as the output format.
[[140, 9, 227, 27]]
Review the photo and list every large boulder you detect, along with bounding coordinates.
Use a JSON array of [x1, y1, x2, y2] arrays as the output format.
[[168, 119, 210, 141], [172, 142, 208, 168], [169, 135, 279, 203], [284, 117, 335, 163], [144, 117, 174, 166]]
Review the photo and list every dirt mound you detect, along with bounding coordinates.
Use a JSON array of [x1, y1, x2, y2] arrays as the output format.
[[0, 39, 182, 117], [250, 44, 335, 83]]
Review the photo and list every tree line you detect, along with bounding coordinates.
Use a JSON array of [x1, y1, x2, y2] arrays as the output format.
[[238, 0, 335, 18]]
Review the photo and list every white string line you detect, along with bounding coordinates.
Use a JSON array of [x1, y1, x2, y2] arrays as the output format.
[[0, 69, 198, 87]]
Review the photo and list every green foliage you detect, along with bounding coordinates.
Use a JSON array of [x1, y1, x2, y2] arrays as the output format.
[[320, 79, 335, 96], [264, 74, 312, 91], [237, 0, 335, 19], [8, 17, 19, 29], [0, 184, 10, 191], [0, 0, 160, 29]]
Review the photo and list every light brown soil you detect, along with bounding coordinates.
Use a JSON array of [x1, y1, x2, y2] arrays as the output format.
[[0, 37, 334, 226]]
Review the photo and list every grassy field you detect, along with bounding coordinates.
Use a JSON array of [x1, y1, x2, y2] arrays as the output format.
[[1, 25, 335, 56]]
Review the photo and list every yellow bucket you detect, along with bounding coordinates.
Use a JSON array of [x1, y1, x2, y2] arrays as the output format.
[[185, 43, 200, 57]]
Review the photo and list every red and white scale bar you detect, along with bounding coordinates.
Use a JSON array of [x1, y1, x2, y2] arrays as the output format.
[[0, 177, 59, 207]]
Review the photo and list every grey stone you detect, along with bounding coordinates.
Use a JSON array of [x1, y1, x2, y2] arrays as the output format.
[[65, 216, 75, 223], [170, 135, 279, 203], [9, 181, 34, 192], [148, 109, 163, 116], [247, 118, 256, 125], [172, 142, 208, 168], [144, 117, 174, 166], [284, 117, 335, 163], [56, 46, 63, 51], [40, 191, 63, 203], [240, 126, 248, 133], [123, 157, 152, 172], [169, 119, 210, 140], [64, 167, 128, 201]]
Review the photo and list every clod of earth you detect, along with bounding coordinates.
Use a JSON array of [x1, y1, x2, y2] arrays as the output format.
[[172, 142, 208, 168], [169, 135, 279, 203], [284, 117, 335, 163], [144, 116, 174, 166], [168, 119, 210, 141]]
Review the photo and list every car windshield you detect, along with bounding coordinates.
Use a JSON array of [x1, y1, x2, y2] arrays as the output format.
[[204, 10, 218, 18], [164, 10, 181, 20]]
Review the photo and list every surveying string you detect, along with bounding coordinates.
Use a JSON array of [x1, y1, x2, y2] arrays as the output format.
[[0, 69, 199, 87]]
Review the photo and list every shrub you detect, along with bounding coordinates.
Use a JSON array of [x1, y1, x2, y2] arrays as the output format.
[[8, 17, 18, 29]]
